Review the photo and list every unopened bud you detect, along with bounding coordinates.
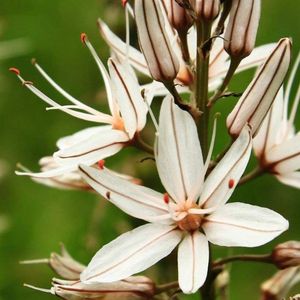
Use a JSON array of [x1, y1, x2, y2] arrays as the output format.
[[191, 0, 220, 21], [272, 241, 300, 269], [163, 0, 193, 33], [224, 0, 260, 58], [135, 0, 180, 82], [261, 267, 300, 300], [52, 276, 155, 300], [227, 38, 291, 137]]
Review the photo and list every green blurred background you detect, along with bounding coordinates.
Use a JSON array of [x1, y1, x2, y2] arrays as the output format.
[[0, 1, 299, 299]]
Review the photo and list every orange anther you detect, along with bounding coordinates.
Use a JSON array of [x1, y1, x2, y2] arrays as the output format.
[[98, 160, 105, 170], [163, 193, 170, 204], [228, 179, 235, 189], [80, 33, 87, 44], [9, 67, 20, 75]]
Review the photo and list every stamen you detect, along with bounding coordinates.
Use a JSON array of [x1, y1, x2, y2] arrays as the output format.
[[163, 193, 170, 204], [80, 34, 119, 119], [203, 114, 218, 176], [98, 160, 105, 170], [20, 258, 49, 265], [24, 284, 55, 295], [31, 59, 104, 118], [106, 191, 111, 199], [9, 67, 20, 75], [141, 89, 159, 135], [228, 179, 235, 189]]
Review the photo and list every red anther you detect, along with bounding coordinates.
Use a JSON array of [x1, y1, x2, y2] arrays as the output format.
[[80, 33, 87, 44], [98, 160, 105, 170], [228, 179, 235, 189], [121, 0, 128, 7], [31, 58, 37, 65], [106, 191, 111, 199], [163, 193, 170, 204], [9, 67, 20, 75]]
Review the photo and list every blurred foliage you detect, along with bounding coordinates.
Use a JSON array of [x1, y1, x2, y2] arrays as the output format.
[[0, 1, 299, 299]]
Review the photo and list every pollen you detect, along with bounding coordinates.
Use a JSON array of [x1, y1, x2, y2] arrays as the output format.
[[80, 33, 87, 44], [9, 67, 20, 75], [163, 193, 169, 204], [228, 179, 235, 189], [98, 160, 105, 170]]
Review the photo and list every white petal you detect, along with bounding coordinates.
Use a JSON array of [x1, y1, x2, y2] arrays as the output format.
[[156, 97, 204, 203], [97, 19, 150, 77], [266, 134, 300, 174], [253, 88, 285, 158], [54, 127, 128, 166], [178, 232, 209, 294], [56, 126, 109, 150], [78, 165, 172, 224], [80, 223, 182, 283], [108, 58, 147, 138], [276, 172, 300, 189], [199, 127, 252, 209], [203, 202, 289, 247]]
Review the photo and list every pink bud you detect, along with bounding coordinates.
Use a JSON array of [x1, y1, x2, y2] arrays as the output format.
[[191, 0, 220, 21], [272, 241, 300, 269], [224, 0, 261, 58], [134, 0, 180, 82], [227, 38, 291, 137]]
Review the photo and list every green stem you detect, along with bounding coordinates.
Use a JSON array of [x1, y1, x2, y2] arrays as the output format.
[[208, 57, 241, 107], [238, 166, 264, 185], [179, 31, 191, 64], [213, 253, 273, 268], [195, 21, 211, 160]]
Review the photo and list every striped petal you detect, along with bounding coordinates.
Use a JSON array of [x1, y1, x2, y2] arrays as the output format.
[[203, 202, 289, 247], [178, 232, 209, 294], [199, 126, 252, 209], [156, 97, 204, 203], [108, 58, 147, 138], [54, 127, 128, 166], [79, 164, 171, 224], [80, 223, 182, 283]]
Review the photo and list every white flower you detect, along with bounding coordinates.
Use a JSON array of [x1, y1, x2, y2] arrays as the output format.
[[98, 7, 277, 100], [78, 97, 288, 294], [13, 34, 147, 178], [253, 53, 300, 189]]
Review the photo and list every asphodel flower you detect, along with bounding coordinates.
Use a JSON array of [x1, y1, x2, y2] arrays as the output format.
[[224, 0, 261, 58], [134, 0, 180, 83], [78, 97, 288, 294], [11, 34, 147, 178], [253, 53, 300, 188], [23, 245, 155, 300], [227, 38, 291, 137]]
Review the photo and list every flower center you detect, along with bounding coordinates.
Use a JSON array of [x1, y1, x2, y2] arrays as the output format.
[[177, 214, 203, 232]]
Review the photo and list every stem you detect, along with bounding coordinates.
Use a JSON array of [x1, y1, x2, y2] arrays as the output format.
[[208, 57, 241, 107], [238, 166, 264, 185], [134, 134, 154, 155], [155, 281, 179, 294], [213, 253, 273, 268], [195, 21, 211, 160]]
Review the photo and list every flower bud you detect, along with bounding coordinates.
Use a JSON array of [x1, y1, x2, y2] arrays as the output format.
[[162, 0, 193, 33], [135, 0, 180, 82], [272, 241, 300, 269], [227, 38, 291, 137], [191, 0, 220, 21], [51, 276, 155, 300], [224, 0, 260, 58], [261, 267, 300, 300]]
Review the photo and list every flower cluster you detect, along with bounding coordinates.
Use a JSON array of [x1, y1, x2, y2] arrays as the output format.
[[12, 0, 300, 299]]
